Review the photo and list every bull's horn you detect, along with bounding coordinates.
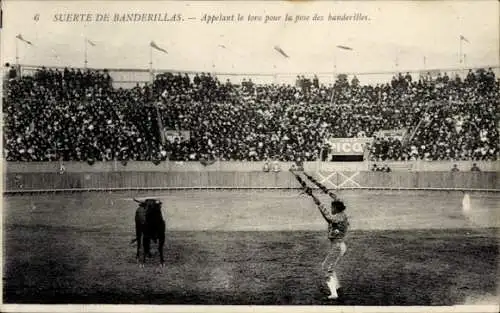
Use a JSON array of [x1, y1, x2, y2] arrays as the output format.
[[133, 197, 144, 204]]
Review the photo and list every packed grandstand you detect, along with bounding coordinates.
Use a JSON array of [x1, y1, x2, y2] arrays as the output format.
[[2, 65, 499, 163]]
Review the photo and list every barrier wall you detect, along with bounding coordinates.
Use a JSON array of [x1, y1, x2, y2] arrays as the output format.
[[4, 160, 500, 173], [4, 171, 498, 192], [316, 171, 498, 190]]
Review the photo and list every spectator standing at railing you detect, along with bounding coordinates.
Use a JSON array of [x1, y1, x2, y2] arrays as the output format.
[[470, 163, 481, 172], [263, 160, 270, 172], [381, 164, 392, 172], [313, 75, 319, 89], [451, 164, 460, 172], [296, 158, 304, 171], [272, 160, 281, 172], [3, 63, 17, 80], [295, 75, 302, 89]]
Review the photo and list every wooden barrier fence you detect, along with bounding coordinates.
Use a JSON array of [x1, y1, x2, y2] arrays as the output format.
[[4, 171, 498, 193], [4, 160, 500, 173]]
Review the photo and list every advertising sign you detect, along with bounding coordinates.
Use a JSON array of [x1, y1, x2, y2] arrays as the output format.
[[374, 129, 408, 141], [165, 130, 190, 143], [325, 138, 373, 156]]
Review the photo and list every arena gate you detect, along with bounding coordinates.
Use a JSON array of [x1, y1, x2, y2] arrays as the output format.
[[315, 171, 362, 189]]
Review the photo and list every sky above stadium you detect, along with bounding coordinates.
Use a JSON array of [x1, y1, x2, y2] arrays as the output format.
[[1, 0, 499, 78]]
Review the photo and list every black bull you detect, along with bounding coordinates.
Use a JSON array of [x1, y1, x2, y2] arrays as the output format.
[[130, 198, 166, 266]]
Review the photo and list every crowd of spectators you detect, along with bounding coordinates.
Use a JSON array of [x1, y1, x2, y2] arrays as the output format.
[[371, 164, 392, 172], [4, 66, 161, 162], [3, 64, 499, 163]]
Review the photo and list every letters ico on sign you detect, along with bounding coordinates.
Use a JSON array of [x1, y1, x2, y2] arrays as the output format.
[[326, 138, 373, 156]]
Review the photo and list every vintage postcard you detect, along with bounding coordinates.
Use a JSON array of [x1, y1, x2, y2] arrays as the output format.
[[1, 0, 499, 312]]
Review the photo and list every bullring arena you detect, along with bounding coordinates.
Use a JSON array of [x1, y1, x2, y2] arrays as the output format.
[[3, 160, 499, 306]]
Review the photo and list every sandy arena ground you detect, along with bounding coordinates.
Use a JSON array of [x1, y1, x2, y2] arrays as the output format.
[[3, 189, 499, 305]]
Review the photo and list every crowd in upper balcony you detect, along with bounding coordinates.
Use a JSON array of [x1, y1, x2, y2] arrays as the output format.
[[3, 63, 499, 163]]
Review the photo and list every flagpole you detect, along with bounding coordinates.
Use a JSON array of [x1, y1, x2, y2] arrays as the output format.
[[149, 44, 153, 84], [84, 38, 88, 69], [395, 50, 399, 73], [330, 51, 337, 105], [330, 45, 354, 105], [334, 51, 337, 76], [459, 36, 463, 67], [156, 102, 165, 146], [15, 37, 19, 66]]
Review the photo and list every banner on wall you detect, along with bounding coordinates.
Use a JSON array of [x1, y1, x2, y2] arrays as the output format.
[[374, 129, 408, 141], [325, 137, 373, 156], [164, 130, 190, 143]]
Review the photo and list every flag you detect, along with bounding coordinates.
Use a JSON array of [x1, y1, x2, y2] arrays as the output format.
[[16, 34, 32, 45], [460, 35, 469, 43], [150, 41, 168, 54], [87, 39, 96, 46], [336, 45, 353, 50], [274, 45, 289, 58]]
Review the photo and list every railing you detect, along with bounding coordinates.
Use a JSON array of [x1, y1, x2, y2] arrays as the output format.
[[4, 160, 500, 173]]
